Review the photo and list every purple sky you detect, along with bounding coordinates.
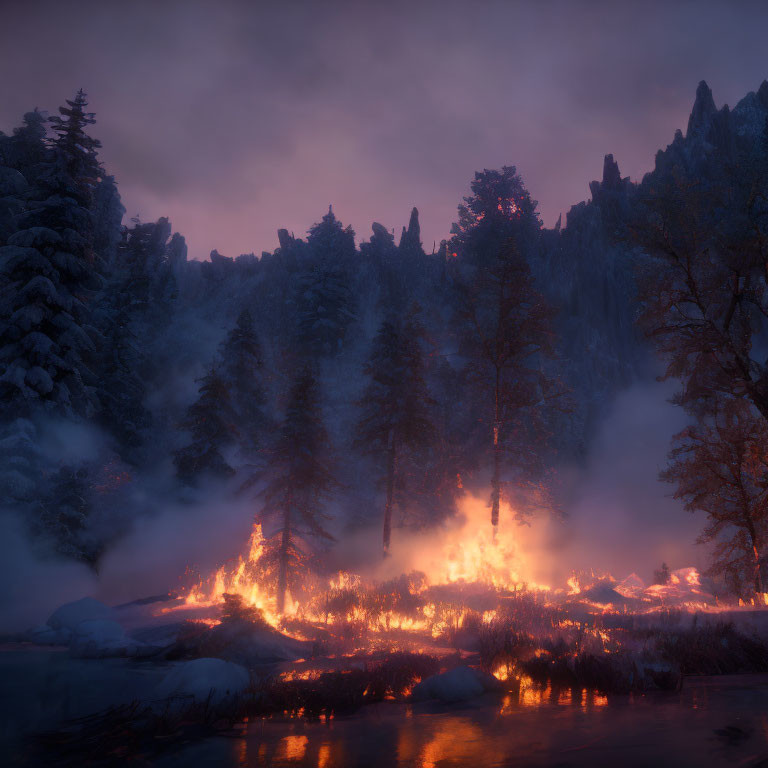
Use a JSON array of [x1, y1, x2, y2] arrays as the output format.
[[2, 0, 767, 260]]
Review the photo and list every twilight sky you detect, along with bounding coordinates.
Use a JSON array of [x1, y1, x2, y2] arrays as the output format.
[[1, 0, 767, 260]]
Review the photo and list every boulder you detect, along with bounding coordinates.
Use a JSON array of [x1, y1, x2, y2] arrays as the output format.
[[154, 658, 250, 704], [69, 619, 135, 658], [47, 597, 115, 632], [411, 665, 503, 704], [637, 660, 682, 691], [128, 621, 187, 651]]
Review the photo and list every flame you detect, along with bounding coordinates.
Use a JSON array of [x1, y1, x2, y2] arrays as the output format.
[[163, 491, 732, 645], [176, 523, 297, 627], [566, 575, 581, 595]]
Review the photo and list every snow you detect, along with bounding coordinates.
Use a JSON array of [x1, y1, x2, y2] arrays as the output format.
[[28, 624, 72, 645], [7, 226, 61, 249], [411, 665, 503, 704], [153, 658, 250, 703], [46, 596, 115, 631], [69, 619, 134, 658]]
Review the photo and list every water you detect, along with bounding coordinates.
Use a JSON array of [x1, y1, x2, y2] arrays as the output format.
[[158, 676, 768, 768], [3, 649, 768, 767]]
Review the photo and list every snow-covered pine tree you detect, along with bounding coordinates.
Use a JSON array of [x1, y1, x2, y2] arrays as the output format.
[[174, 367, 239, 484], [355, 308, 435, 555], [0, 109, 47, 182], [296, 206, 356, 356], [0, 110, 48, 245], [0, 90, 104, 419], [258, 367, 335, 612]]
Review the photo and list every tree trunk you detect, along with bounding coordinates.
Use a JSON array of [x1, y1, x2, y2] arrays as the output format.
[[744, 516, 763, 597], [491, 367, 501, 537], [277, 505, 291, 614], [753, 543, 763, 596], [383, 430, 396, 557]]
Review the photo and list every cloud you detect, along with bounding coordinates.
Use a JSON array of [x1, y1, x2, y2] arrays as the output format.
[[1, 0, 766, 258]]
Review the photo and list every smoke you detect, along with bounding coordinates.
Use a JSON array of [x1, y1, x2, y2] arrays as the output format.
[[0, 378, 707, 634], [324, 379, 706, 591], [0, 490, 257, 633], [537, 380, 705, 585], [0, 514, 96, 633], [93, 494, 256, 606]]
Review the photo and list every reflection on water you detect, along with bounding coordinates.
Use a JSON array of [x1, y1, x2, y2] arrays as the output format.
[[160, 676, 768, 768], [278, 735, 308, 762], [316, 743, 331, 768], [399, 719, 495, 768]]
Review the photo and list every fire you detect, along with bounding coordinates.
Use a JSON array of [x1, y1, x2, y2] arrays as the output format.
[[163, 491, 736, 645], [167, 494, 552, 635], [395, 494, 552, 593], [566, 575, 581, 595], [177, 523, 296, 627]]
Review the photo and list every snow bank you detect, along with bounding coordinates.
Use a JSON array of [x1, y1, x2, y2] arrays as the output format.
[[46, 597, 115, 631], [153, 658, 250, 703]]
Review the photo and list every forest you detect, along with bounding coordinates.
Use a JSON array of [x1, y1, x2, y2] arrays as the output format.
[[2, 81, 768, 609]]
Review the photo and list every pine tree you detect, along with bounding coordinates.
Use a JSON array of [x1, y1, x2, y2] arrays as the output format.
[[174, 367, 239, 484], [0, 110, 48, 245], [92, 174, 124, 268], [0, 109, 48, 180], [450, 167, 563, 535], [38, 465, 99, 565], [96, 279, 151, 464], [94, 216, 181, 462], [355, 309, 435, 555], [258, 368, 335, 612], [0, 91, 103, 419], [296, 206, 356, 355], [219, 309, 269, 457]]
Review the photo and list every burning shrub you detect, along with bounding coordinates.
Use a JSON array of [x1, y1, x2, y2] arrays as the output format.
[[366, 651, 440, 697], [362, 573, 427, 628], [319, 584, 363, 623], [220, 593, 269, 627], [478, 616, 537, 674], [262, 652, 440, 718]]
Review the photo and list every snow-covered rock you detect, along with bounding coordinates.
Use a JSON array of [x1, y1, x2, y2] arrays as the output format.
[[69, 619, 134, 658], [411, 665, 503, 704], [128, 621, 187, 650], [153, 658, 250, 703], [47, 597, 115, 632]]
